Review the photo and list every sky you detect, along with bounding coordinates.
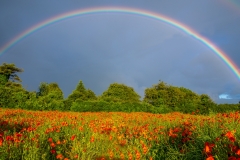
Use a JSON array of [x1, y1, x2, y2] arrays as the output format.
[[0, 0, 240, 103]]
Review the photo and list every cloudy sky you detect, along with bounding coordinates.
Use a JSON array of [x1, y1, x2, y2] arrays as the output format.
[[0, 0, 240, 103]]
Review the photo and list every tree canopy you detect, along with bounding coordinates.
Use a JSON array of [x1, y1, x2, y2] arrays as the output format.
[[65, 80, 97, 109], [100, 83, 141, 103], [143, 81, 215, 114], [0, 63, 28, 108], [37, 82, 64, 100], [0, 63, 23, 83], [35, 82, 64, 110]]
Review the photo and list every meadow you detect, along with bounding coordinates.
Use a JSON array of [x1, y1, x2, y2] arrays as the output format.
[[0, 108, 239, 160]]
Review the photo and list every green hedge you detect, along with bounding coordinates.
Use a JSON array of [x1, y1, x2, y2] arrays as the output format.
[[70, 101, 156, 113]]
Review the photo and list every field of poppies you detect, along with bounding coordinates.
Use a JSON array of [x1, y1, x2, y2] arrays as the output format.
[[0, 108, 239, 160]]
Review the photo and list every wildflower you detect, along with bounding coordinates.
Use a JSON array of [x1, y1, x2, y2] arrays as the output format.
[[56, 154, 63, 159], [119, 139, 127, 146], [204, 142, 215, 154], [74, 154, 78, 159], [6, 135, 14, 142], [173, 127, 182, 133], [128, 152, 132, 160], [71, 135, 76, 141], [228, 157, 237, 160], [168, 129, 178, 138], [229, 144, 238, 152], [236, 149, 240, 156], [108, 150, 114, 159], [79, 127, 83, 131], [0, 132, 4, 137], [206, 156, 214, 160], [15, 133, 22, 138], [90, 136, 94, 142], [142, 145, 148, 154], [48, 137, 53, 143], [182, 137, 190, 143], [50, 149, 56, 154], [120, 153, 124, 159], [109, 135, 113, 141], [135, 150, 141, 159], [50, 142, 56, 148], [0, 137, 3, 146], [225, 131, 235, 142], [57, 140, 61, 145]]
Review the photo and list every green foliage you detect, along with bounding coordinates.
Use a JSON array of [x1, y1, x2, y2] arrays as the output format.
[[0, 62, 23, 83], [0, 82, 29, 109], [24, 91, 41, 110], [36, 82, 64, 111], [210, 103, 239, 113], [143, 81, 216, 114], [86, 89, 97, 100], [0, 74, 8, 85], [99, 83, 141, 103], [70, 101, 155, 113], [65, 80, 96, 110], [0, 63, 29, 109], [197, 94, 216, 115], [37, 82, 63, 100]]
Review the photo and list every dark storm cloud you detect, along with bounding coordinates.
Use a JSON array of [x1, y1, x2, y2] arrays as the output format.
[[0, 0, 239, 103]]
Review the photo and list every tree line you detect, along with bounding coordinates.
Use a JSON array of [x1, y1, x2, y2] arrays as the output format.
[[0, 63, 239, 114]]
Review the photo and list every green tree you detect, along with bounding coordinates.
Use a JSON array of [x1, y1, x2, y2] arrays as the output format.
[[178, 87, 200, 113], [143, 81, 213, 114], [99, 83, 141, 103], [36, 82, 64, 110], [0, 63, 29, 109], [143, 81, 169, 106], [198, 94, 216, 114], [0, 63, 23, 83], [65, 80, 96, 110], [37, 82, 64, 100], [86, 89, 97, 100], [0, 82, 29, 109]]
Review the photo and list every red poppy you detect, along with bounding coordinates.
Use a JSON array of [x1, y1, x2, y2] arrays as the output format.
[[206, 156, 214, 160], [225, 131, 235, 142], [70, 135, 76, 141], [50, 149, 56, 154]]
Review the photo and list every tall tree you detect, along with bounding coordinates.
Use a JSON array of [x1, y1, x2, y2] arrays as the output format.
[[65, 80, 97, 109], [0, 63, 23, 83], [0, 63, 29, 109], [86, 89, 97, 100], [37, 82, 64, 100], [143, 81, 213, 114], [36, 82, 64, 110], [100, 83, 141, 103], [144, 81, 169, 106]]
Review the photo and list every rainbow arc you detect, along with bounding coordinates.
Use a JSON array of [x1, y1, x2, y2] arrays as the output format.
[[0, 7, 239, 79]]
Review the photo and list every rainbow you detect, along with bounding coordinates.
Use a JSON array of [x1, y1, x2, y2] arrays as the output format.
[[220, 0, 240, 15], [0, 7, 239, 79]]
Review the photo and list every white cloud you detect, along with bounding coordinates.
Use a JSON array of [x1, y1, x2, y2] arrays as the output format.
[[219, 94, 232, 99]]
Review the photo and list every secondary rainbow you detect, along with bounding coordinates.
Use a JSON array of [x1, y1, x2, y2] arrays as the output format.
[[0, 7, 239, 79]]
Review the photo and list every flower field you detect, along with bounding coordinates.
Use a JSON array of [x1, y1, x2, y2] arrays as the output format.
[[0, 108, 239, 160]]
